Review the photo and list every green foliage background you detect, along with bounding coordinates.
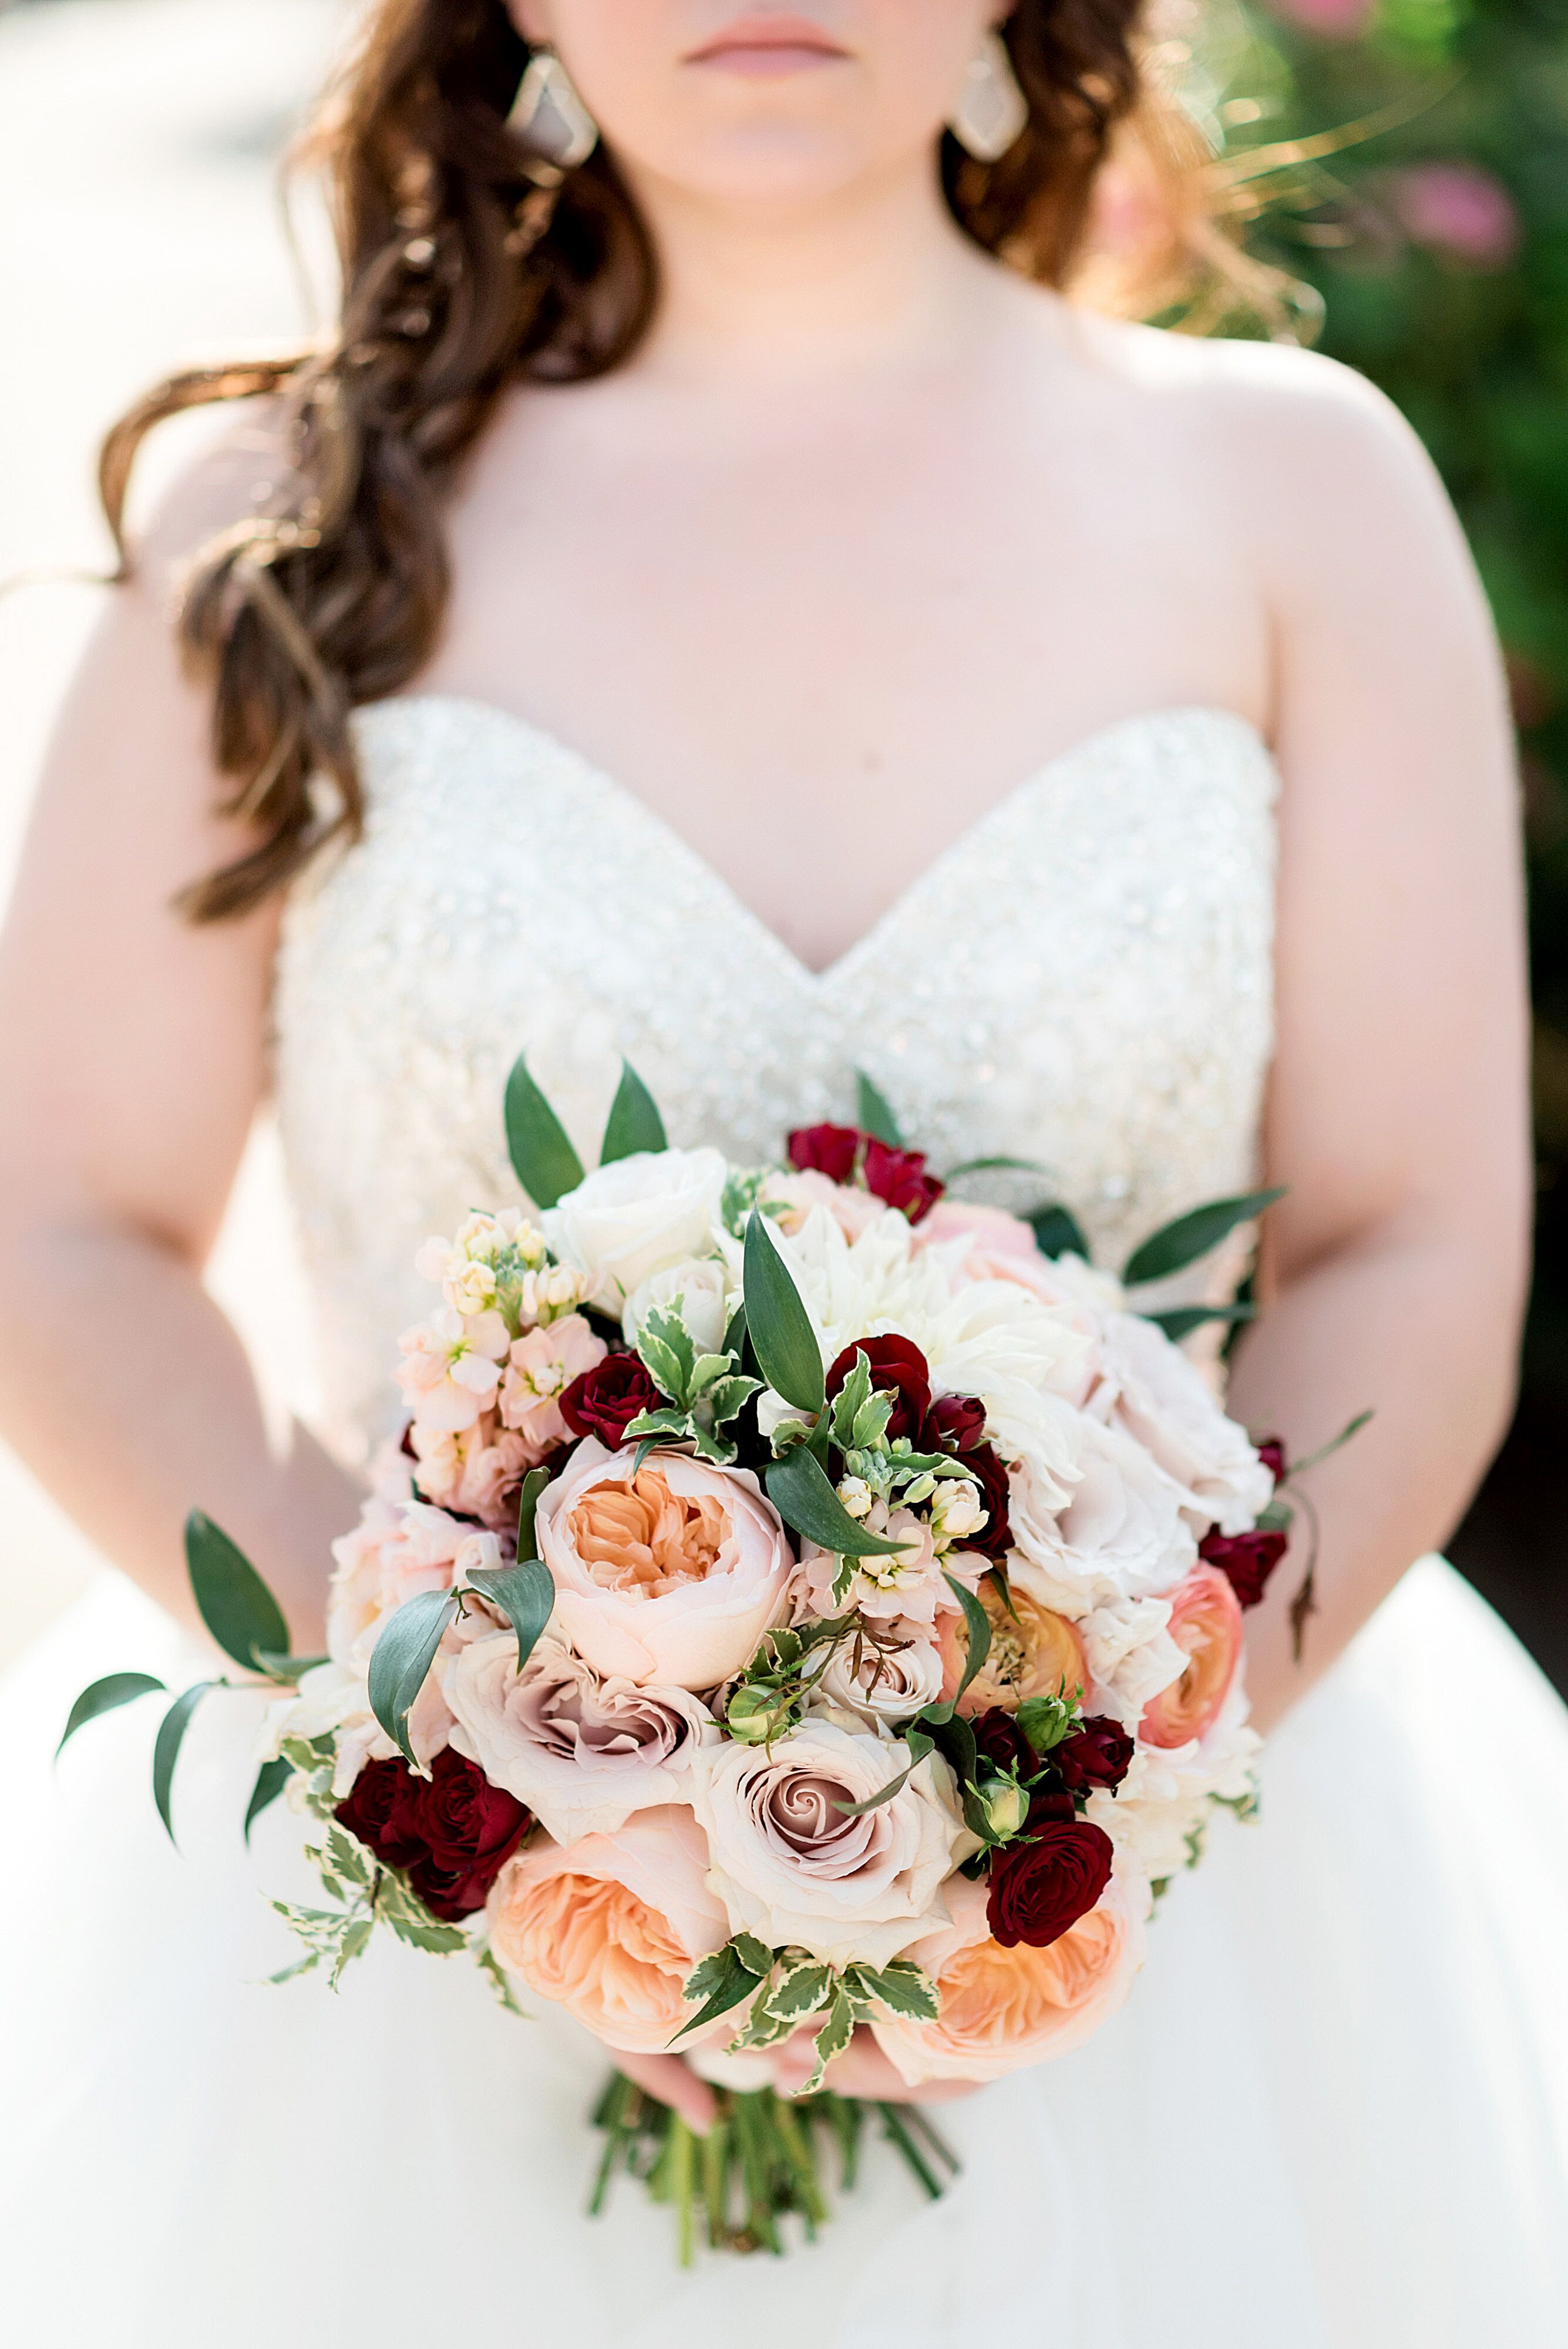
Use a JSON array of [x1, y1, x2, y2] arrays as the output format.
[[1204, 0, 1568, 1419]]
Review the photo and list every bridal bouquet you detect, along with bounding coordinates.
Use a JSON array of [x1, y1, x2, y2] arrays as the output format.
[[65, 1059, 1340, 2259]]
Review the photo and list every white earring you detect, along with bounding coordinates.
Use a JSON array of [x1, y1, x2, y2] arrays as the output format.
[[949, 31, 1029, 164], [507, 46, 600, 175]]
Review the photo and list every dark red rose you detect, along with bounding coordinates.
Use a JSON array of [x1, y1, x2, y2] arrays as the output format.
[[826, 1334, 933, 1443], [787, 1123, 862, 1184], [1053, 1715, 1135, 1796], [1200, 1525, 1288, 1610], [1256, 1435, 1288, 1485], [970, 1706, 1036, 1781], [925, 1393, 987, 1455], [335, 1749, 530, 1924], [561, 1353, 662, 1447], [955, 1439, 1012, 1559], [987, 1815, 1114, 1950], [863, 1138, 944, 1225]]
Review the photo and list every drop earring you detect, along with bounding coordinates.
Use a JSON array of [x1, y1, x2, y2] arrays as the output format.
[[949, 30, 1029, 164], [506, 45, 600, 177]]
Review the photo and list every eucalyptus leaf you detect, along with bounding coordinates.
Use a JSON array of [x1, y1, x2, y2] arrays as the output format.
[[56, 1671, 165, 1759], [1122, 1187, 1286, 1287], [1284, 1409, 1374, 1479], [153, 1681, 218, 1845], [1030, 1203, 1089, 1260], [742, 1213, 826, 1416], [503, 1053, 585, 1210], [1145, 1304, 1257, 1343], [600, 1059, 668, 1163], [184, 1510, 291, 1674], [765, 1445, 906, 1559], [516, 1465, 552, 1564], [244, 1755, 294, 1845], [466, 1556, 555, 1676], [855, 1070, 903, 1147], [250, 1650, 329, 1682], [368, 1589, 460, 1764]]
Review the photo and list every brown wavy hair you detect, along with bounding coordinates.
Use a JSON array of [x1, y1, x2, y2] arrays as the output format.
[[100, 2, 1260, 921]]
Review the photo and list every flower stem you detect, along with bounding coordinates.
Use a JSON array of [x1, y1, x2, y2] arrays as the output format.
[[876, 2102, 945, 2199], [670, 2115, 695, 2269]]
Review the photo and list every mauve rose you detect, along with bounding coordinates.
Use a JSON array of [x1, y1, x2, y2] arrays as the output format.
[[826, 1334, 932, 1442], [863, 1139, 944, 1224], [788, 1123, 861, 1184], [1054, 1715, 1135, 1795], [560, 1354, 661, 1448], [987, 1813, 1114, 1950], [1200, 1524, 1288, 1610], [335, 1749, 530, 1922]]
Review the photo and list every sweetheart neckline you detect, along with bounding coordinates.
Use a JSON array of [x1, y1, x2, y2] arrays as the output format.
[[352, 693, 1277, 987]]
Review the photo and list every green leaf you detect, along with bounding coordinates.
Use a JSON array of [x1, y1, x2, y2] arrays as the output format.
[[860, 1960, 940, 2022], [832, 1728, 934, 1818], [184, 1511, 291, 1674], [944, 1155, 1048, 1181], [250, 1650, 329, 1682], [1122, 1187, 1287, 1287], [331, 1911, 376, 1987], [732, 1932, 776, 1978], [800, 1985, 856, 2094], [153, 1681, 217, 1845], [368, 1589, 460, 1765], [516, 1465, 551, 1564], [765, 1446, 906, 1559], [1285, 1409, 1374, 1479], [856, 1071, 902, 1147], [244, 1756, 293, 1845], [670, 1945, 767, 2045], [918, 1573, 992, 1721], [466, 1557, 555, 1676], [56, 1671, 164, 1758], [376, 1869, 469, 1953], [1030, 1203, 1089, 1260], [503, 1053, 586, 1211], [762, 1960, 835, 2022], [600, 1059, 668, 1163], [742, 1213, 826, 1416], [1145, 1304, 1258, 1343]]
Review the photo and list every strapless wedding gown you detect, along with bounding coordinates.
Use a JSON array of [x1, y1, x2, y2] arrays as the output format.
[[3, 702, 1566, 2347]]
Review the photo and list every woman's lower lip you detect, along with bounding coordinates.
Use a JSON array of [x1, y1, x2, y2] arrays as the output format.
[[688, 44, 847, 76]]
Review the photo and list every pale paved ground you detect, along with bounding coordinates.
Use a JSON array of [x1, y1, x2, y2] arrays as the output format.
[[0, 0, 349, 1667]]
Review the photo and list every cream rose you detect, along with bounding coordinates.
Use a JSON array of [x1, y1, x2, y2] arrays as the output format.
[[1008, 1400, 1197, 1608], [543, 1147, 727, 1310], [816, 1632, 945, 1724], [535, 1437, 793, 1691], [621, 1256, 735, 1356], [871, 1870, 1145, 2086], [689, 1719, 968, 1966], [486, 1806, 729, 2053], [442, 1628, 717, 1839], [1093, 1310, 1273, 1534]]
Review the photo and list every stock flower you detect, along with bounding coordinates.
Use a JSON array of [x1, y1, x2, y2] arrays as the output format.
[[940, 1580, 1089, 1717], [872, 1872, 1143, 2085], [535, 1438, 793, 1689], [987, 1808, 1115, 1949], [1094, 1310, 1273, 1536], [1200, 1525, 1288, 1610], [395, 1307, 511, 1436], [689, 1720, 967, 1966], [543, 1148, 727, 1310], [1139, 1566, 1244, 1749], [335, 1748, 531, 1922], [443, 1630, 716, 1840], [795, 1509, 950, 1629], [499, 1313, 607, 1463], [486, 1806, 729, 2052], [409, 1422, 533, 1525], [559, 1354, 661, 1448]]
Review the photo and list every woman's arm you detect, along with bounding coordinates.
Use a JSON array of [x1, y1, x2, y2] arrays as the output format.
[[0, 442, 362, 1652], [1215, 353, 1532, 1732]]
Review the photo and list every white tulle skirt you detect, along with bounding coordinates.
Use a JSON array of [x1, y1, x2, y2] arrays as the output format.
[[2, 1556, 1565, 2349]]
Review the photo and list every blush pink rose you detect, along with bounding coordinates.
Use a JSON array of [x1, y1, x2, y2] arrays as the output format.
[[498, 1312, 607, 1465], [872, 1870, 1144, 2085], [1139, 1564, 1244, 1749], [535, 1437, 793, 1690], [485, 1805, 729, 2053], [762, 1168, 887, 1244]]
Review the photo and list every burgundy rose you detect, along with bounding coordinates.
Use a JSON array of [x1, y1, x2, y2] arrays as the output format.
[[987, 1814, 1114, 1950], [863, 1138, 944, 1225], [561, 1353, 662, 1447], [1200, 1525, 1288, 1610], [1053, 1715, 1135, 1796], [335, 1749, 531, 1924], [926, 1393, 987, 1455], [955, 1439, 1012, 1560], [826, 1334, 933, 1443], [970, 1705, 1036, 1781], [1256, 1435, 1288, 1486], [787, 1123, 861, 1184]]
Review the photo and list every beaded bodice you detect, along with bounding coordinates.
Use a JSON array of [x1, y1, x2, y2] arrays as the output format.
[[274, 697, 1278, 1461]]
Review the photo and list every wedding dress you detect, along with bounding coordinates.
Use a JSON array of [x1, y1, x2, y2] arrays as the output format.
[[3, 699, 1566, 2347]]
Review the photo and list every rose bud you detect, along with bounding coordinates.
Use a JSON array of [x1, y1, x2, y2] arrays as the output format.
[[925, 1393, 987, 1455], [863, 1139, 945, 1225], [970, 1705, 1035, 1779], [787, 1123, 862, 1184], [930, 1477, 987, 1552], [987, 1816, 1114, 1950], [560, 1354, 662, 1448], [1200, 1524, 1289, 1610], [1053, 1715, 1135, 1795], [826, 1335, 933, 1443], [977, 1775, 1031, 1842], [724, 1686, 782, 1745], [1256, 1435, 1288, 1485]]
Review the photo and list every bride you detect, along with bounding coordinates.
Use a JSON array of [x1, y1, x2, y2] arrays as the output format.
[[1, 4, 1564, 2342]]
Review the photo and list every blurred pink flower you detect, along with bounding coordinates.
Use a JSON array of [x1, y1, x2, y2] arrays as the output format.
[[1266, 0, 1374, 36], [1388, 162, 1520, 270]]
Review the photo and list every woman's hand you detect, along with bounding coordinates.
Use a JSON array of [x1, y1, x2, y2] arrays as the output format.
[[613, 2027, 981, 2134]]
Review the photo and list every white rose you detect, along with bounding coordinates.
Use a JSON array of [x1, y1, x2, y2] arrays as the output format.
[[1075, 1593, 1187, 1729], [1092, 1311, 1273, 1535], [543, 1148, 727, 1310], [688, 1719, 968, 1966], [621, 1255, 735, 1356], [442, 1629, 718, 1839], [1008, 1400, 1197, 1608]]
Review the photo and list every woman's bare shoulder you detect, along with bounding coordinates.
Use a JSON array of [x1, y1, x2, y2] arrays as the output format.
[[125, 393, 294, 603]]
